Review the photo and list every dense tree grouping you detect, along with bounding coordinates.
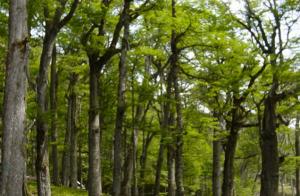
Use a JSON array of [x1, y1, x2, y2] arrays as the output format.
[[1, 0, 300, 196]]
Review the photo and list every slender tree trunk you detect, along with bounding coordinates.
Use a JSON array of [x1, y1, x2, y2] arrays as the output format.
[[260, 95, 279, 196], [62, 91, 72, 186], [296, 115, 300, 196], [168, 145, 176, 196], [154, 141, 165, 196], [113, 2, 130, 195], [140, 132, 154, 196], [69, 74, 78, 188], [50, 45, 59, 185], [36, 31, 56, 196], [0, 0, 29, 194], [88, 61, 102, 196], [213, 129, 222, 196]]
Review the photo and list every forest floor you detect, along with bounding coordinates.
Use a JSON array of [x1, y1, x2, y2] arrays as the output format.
[[27, 181, 87, 196]]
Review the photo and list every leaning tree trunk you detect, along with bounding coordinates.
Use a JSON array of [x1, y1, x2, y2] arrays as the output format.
[[296, 115, 300, 196], [36, 31, 56, 196], [50, 45, 59, 185], [88, 61, 102, 196], [0, 0, 29, 195], [260, 95, 279, 196]]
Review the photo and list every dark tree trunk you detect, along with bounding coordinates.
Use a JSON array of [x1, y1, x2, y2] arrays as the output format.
[[112, 1, 130, 195], [260, 95, 279, 196], [62, 88, 72, 186], [213, 127, 222, 196], [221, 130, 238, 196], [296, 115, 300, 196], [69, 74, 78, 188], [50, 45, 59, 185], [36, 31, 56, 196], [88, 61, 102, 196], [140, 132, 155, 196], [0, 0, 29, 194]]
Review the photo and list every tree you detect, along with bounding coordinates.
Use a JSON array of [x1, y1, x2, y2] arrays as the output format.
[[1, 0, 29, 195]]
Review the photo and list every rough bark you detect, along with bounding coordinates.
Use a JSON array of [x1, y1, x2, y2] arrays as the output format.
[[112, 1, 130, 195], [50, 45, 59, 185], [0, 0, 29, 194], [296, 115, 300, 196], [88, 61, 102, 196], [260, 95, 279, 196]]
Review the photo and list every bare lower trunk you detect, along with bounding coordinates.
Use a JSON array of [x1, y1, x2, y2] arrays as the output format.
[[260, 96, 279, 196], [296, 115, 300, 196], [0, 0, 29, 194], [113, 2, 130, 195], [88, 62, 102, 196], [69, 75, 78, 188], [154, 141, 165, 196], [50, 45, 59, 185], [62, 93, 72, 186], [222, 129, 238, 196], [168, 146, 176, 196], [36, 32, 56, 196], [140, 132, 154, 196], [212, 135, 222, 196]]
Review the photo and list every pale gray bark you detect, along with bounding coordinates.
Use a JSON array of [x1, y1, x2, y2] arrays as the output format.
[[0, 0, 29, 195]]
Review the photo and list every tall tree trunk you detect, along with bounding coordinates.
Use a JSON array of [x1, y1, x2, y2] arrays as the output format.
[[260, 95, 279, 196], [69, 74, 78, 188], [140, 132, 154, 196], [0, 0, 29, 194], [154, 141, 165, 196], [296, 114, 300, 196], [168, 145, 176, 196], [213, 129, 222, 196], [112, 1, 130, 195], [36, 31, 56, 196], [50, 44, 59, 185], [221, 129, 238, 196], [62, 89, 72, 186], [88, 61, 102, 196]]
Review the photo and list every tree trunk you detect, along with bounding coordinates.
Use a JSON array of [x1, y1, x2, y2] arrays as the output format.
[[50, 44, 59, 185], [113, 2, 130, 195], [88, 61, 102, 196], [154, 141, 165, 196], [36, 31, 56, 196], [296, 114, 300, 196], [213, 129, 222, 196], [260, 95, 279, 196], [69, 74, 78, 188], [0, 0, 29, 194], [221, 129, 238, 196], [140, 132, 154, 196], [62, 89, 72, 186], [168, 145, 176, 196]]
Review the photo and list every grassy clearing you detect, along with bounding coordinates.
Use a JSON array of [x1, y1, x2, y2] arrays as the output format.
[[27, 181, 88, 196]]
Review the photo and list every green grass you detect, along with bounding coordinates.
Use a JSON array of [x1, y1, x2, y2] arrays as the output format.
[[27, 181, 88, 196]]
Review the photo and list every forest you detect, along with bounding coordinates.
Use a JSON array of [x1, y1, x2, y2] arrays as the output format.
[[1, 0, 300, 196]]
